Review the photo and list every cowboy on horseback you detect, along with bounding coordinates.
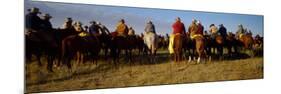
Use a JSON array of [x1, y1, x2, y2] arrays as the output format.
[[143, 20, 158, 62], [168, 17, 186, 54], [89, 20, 102, 36], [145, 20, 156, 34], [128, 26, 136, 36], [218, 24, 227, 40], [114, 19, 129, 37], [73, 21, 84, 33], [41, 13, 53, 32], [62, 17, 74, 30], [236, 24, 246, 39], [209, 24, 218, 39], [25, 7, 56, 44], [25, 7, 42, 32], [97, 21, 110, 35], [189, 19, 204, 39]]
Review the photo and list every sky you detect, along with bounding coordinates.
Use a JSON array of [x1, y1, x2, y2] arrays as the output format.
[[25, 0, 264, 36]]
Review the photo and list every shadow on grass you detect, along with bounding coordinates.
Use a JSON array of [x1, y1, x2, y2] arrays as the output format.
[[26, 50, 262, 87]]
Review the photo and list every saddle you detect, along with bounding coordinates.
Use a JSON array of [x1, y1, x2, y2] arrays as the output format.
[[78, 32, 88, 37]]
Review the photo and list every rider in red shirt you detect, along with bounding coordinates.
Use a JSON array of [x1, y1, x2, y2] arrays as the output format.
[[172, 17, 186, 34]]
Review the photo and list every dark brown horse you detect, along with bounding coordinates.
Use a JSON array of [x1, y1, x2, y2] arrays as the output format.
[[61, 34, 101, 69], [183, 33, 196, 62], [204, 34, 225, 60], [97, 33, 112, 57], [110, 35, 135, 64], [225, 33, 240, 55], [25, 29, 58, 72]]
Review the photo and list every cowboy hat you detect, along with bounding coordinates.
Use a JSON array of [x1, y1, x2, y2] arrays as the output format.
[[42, 13, 52, 18], [210, 24, 215, 27], [120, 19, 125, 23], [65, 17, 72, 22], [74, 21, 82, 26], [96, 21, 101, 25], [30, 7, 41, 13], [192, 18, 197, 22], [176, 17, 181, 21], [90, 20, 96, 24]]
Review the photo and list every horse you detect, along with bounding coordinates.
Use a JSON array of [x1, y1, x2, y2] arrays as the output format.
[[204, 35, 212, 57], [183, 33, 196, 62], [194, 35, 206, 63], [25, 29, 58, 72], [225, 33, 240, 56], [61, 34, 101, 69], [238, 33, 254, 57], [51, 28, 78, 67], [238, 33, 254, 49], [110, 33, 135, 64], [173, 33, 184, 62], [203, 34, 225, 60], [143, 32, 158, 63], [236, 33, 254, 57], [97, 33, 112, 58], [135, 35, 146, 55], [253, 35, 263, 56]]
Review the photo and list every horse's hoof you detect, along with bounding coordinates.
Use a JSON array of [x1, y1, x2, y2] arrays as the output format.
[[197, 57, 201, 64]]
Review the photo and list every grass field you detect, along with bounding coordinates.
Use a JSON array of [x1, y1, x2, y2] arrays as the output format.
[[25, 52, 263, 93]]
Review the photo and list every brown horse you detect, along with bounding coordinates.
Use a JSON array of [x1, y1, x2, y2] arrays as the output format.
[[194, 35, 206, 63], [239, 34, 254, 49], [173, 34, 184, 62], [253, 35, 263, 56], [52, 28, 79, 67], [215, 35, 225, 58], [238, 34, 254, 57]]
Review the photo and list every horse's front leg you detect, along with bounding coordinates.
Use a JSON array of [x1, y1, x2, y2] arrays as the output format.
[[47, 55, 54, 72]]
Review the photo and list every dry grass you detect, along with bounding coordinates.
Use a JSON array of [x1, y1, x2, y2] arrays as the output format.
[[25, 56, 263, 93]]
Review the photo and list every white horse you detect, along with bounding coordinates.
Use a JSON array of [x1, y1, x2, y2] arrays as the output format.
[[143, 31, 158, 62]]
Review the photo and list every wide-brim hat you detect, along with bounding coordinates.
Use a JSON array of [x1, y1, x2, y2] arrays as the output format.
[[65, 17, 72, 22], [42, 13, 52, 18], [120, 19, 125, 23], [30, 7, 40, 13], [74, 21, 82, 26], [90, 20, 96, 24], [96, 21, 101, 25], [210, 24, 215, 27]]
